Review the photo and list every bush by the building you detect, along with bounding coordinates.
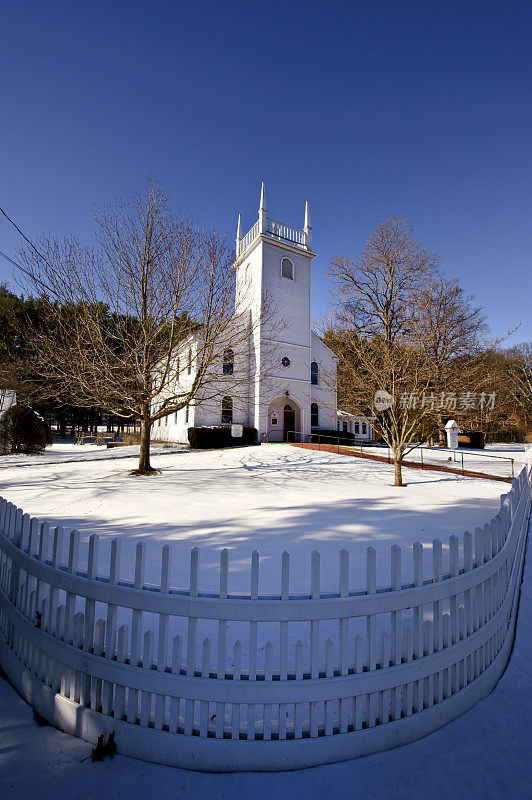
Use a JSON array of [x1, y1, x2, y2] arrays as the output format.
[[0, 405, 53, 454], [188, 425, 258, 449], [310, 428, 355, 444]]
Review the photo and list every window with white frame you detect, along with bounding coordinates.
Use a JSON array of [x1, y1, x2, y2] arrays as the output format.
[[281, 257, 294, 280], [185, 405, 189, 423], [223, 348, 234, 375], [362, 422, 367, 434], [222, 396, 233, 424], [354, 421, 360, 434], [311, 361, 319, 385], [311, 402, 319, 427], [187, 348, 192, 375]]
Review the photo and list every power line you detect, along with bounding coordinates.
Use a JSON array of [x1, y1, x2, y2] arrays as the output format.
[[0, 249, 22, 270], [0, 205, 51, 269]]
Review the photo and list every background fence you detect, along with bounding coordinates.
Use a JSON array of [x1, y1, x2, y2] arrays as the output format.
[[285, 431, 517, 480], [0, 466, 530, 771]]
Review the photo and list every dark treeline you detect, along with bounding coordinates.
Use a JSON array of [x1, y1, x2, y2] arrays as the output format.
[[0, 285, 141, 438]]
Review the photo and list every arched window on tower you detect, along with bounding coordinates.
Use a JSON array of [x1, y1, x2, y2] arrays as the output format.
[[281, 257, 294, 280], [223, 348, 234, 375], [311, 402, 319, 428], [311, 361, 319, 385], [222, 396, 233, 424]]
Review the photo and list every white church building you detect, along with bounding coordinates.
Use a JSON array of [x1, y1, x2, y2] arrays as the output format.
[[152, 186, 372, 444]]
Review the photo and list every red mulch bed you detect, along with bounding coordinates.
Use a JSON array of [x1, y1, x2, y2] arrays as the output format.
[[289, 442, 513, 483]]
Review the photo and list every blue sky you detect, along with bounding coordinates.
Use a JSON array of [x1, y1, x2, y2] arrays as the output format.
[[1, 1, 530, 342]]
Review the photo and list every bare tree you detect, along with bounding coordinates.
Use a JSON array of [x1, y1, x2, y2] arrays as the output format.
[[17, 180, 272, 474], [326, 217, 483, 486]]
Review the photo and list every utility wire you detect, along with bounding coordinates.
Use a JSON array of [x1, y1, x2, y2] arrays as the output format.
[[0, 205, 52, 270], [0, 249, 22, 270], [0, 205, 57, 294]]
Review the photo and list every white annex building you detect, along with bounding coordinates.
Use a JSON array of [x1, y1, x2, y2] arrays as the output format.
[[153, 186, 372, 444]]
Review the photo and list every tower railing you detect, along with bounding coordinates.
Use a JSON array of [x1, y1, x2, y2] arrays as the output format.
[[266, 217, 307, 248], [237, 221, 259, 256], [237, 217, 310, 257]]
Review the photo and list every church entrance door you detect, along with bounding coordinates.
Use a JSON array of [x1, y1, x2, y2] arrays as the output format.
[[283, 408, 295, 442]]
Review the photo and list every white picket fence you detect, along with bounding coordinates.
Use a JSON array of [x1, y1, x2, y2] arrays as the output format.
[[0, 466, 530, 772]]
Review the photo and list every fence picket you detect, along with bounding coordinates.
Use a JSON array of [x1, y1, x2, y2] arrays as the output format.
[[247, 550, 259, 741], [155, 544, 171, 730], [278, 550, 290, 739], [168, 635, 182, 733], [103, 536, 121, 716], [128, 541, 146, 724], [92, 619, 106, 711], [185, 547, 199, 735], [263, 641, 273, 740], [216, 549, 229, 738], [114, 625, 129, 721], [294, 640, 304, 739], [390, 544, 402, 720], [353, 634, 363, 730], [232, 640, 242, 740], [140, 630, 154, 727], [366, 547, 377, 726]]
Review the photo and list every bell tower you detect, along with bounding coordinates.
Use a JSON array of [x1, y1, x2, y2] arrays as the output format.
[[233, 184, 317, 438]]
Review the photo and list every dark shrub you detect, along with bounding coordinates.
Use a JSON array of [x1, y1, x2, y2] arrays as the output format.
[[188, 425, 258, 449], [0, 405, 52, 454], [309, 428, 355, 444]]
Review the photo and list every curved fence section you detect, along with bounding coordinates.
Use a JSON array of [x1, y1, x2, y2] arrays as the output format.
[[0, 466, 530, 772]]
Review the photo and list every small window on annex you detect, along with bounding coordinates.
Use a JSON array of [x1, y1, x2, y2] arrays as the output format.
[[343, 421, 348, 433], [310, 361, 319, 386], [362, 422, 367, 434], [354, 421, 360, 434], [311, 402, 319, 428], [222, 396, 233, 424], [281, 257, 294, 280], [223, 348, 234, 375]]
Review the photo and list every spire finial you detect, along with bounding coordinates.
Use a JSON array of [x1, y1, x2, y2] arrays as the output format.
[[259, 181, 266, 212], [235, 212, 243, 256], [303, 200, 311, 250]]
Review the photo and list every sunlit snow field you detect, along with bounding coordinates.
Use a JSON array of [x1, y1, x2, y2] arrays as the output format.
[[0, 442, 514, 594]]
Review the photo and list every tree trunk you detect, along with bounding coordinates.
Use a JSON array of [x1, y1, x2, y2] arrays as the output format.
[[393, 454, 403, 486], [138, 417, 152, 473]]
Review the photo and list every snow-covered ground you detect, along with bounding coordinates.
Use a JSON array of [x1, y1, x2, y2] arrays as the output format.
[[0, 443, 507, 594], [0, 518, 530, 800], [0, 441, 530, 798], [0, 441, 187, 468]]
